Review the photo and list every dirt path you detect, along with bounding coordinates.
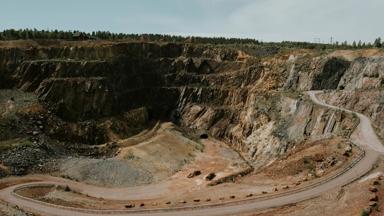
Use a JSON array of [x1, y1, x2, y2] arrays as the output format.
[[0, 91, 382, 216], [308, 91, 384, 153]]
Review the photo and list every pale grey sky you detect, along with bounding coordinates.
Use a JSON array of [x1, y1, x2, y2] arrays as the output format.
[[0, 0, 382, 42]]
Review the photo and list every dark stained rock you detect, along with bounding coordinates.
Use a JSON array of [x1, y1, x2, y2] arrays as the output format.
[[205, 172, 216, 181], [311, 58, 350, 90], [369, 194, 378, 202], [187, 170, 201, 178], [369, 186, 378, 192], [125, 203, 135, 208]]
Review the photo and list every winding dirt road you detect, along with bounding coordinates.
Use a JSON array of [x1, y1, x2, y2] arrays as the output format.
[[0, 91, 383, 216]]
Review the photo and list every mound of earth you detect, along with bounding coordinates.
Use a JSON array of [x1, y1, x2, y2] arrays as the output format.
[[59, 122, 203, 187]]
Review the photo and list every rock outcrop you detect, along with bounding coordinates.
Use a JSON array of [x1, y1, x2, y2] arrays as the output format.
[[320, 90, 384, 140], [0, 41, 373, 169]]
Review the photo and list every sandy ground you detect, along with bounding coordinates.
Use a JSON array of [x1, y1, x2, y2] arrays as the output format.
[[7, 136, 358, 211], [247, 156, 384, 216]]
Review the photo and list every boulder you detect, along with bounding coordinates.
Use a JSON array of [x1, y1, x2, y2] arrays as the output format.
[[369, 194, 378, 202], [187, 170, 201, 178], [205, 172, 216, 181], [125, 203, 135, 208], [344, 145, 352, 153], [369, 186, 378, 192], [368, 201, 377, 207], [315, 168, 325, 177]]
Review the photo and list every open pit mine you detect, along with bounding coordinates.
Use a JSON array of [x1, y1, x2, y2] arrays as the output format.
[[0, 40, 383, 216]]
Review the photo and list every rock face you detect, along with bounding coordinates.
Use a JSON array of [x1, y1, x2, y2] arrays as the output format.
[[312, 58, 350, 90], [0, 41, 375, 169], [179, 91, 357, 168], [283, 54, 384, 91], [338, 57, 384, 90], [320, 90, 384, 140]]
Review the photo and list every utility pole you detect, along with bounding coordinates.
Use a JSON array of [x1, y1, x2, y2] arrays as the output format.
[[330, 37, 333, 44]]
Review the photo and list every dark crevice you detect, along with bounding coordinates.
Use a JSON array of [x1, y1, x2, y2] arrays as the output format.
[[311, 58, 350, 90]]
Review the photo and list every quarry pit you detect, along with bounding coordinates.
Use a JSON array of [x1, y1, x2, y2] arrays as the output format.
[[0, 40, 383, 216]]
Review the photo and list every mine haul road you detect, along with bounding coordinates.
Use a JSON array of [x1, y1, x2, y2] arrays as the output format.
[[0, 91, 383, 216]]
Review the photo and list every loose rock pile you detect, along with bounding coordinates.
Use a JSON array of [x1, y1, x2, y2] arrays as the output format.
[[362, 175, 383, 215]]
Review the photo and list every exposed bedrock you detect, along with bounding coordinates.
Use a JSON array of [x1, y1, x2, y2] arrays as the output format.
[[283, 55, 384, 91], [338, 56, 384, 90], [1, 42, 379, 168], [319, 89, 384, 140], [179, 91, 358, 168], [311, 58, 350, 90]]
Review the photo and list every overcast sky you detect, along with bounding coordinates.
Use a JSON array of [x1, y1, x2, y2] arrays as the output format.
[[1, 0, 383, 43]]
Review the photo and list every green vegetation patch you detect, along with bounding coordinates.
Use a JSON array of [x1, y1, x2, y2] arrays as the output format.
[[0, 138, 33, 152]]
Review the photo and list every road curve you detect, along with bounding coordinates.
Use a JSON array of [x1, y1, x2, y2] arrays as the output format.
[[0, 91, 382, 216], [308, 91, 384, 154]]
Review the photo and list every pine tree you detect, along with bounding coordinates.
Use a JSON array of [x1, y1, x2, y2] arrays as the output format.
[[358, 40, 362, 48], [374, 37, 382, 48]]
